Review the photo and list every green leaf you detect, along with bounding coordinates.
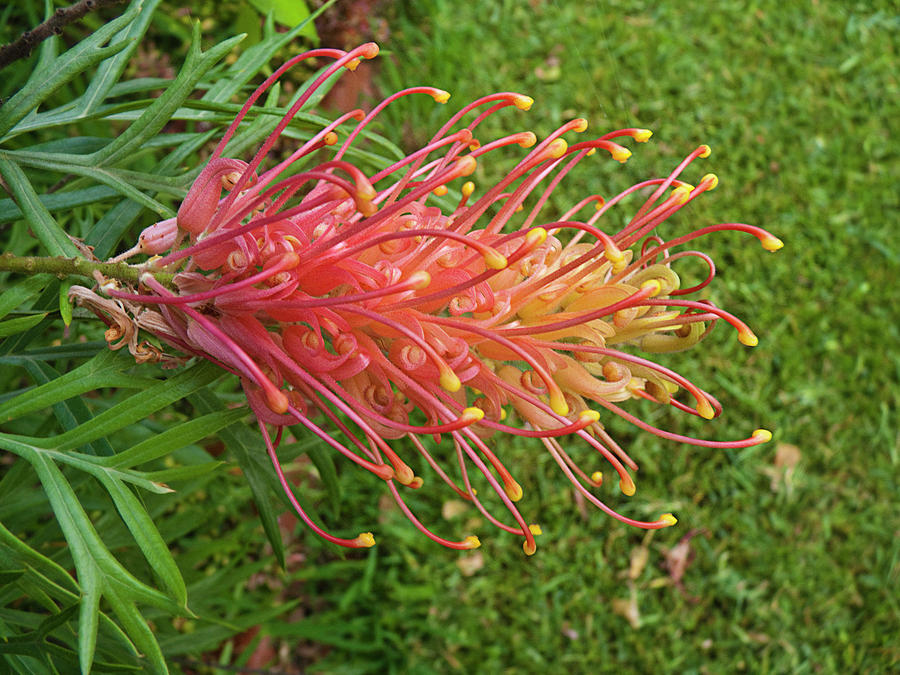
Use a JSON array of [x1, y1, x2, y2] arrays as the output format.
[[247, 0, 315, 36], [0, 159, 82, 258], [188, 388, 286, 568], [0, 314, 47, 338], [0, 276, 51, 321], [101, 407, 247, 469], [0, 2, 141, 140], [87, 26, 245, 168], [0, 186, 118, 225]]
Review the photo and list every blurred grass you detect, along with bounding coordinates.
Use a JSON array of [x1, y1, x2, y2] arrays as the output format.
[[277, 1, 897, 673]]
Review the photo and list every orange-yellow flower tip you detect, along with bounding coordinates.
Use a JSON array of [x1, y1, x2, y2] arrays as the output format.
[[523, 540, 537, 556], [409, 270, 431, 290], [323, 131, 339, 146], [671, 185, 693, 204], [505, 479, 524, 502], [738, 329, 759, 347], [357, 199, 378, 217], [499, 408, 507, 421], [344, 58, 361, 72], [619, 476, 636, 497], [579, 409, 601, 424], [549, 391, 570, 416], [633, 128, 653, 142], [612, 147, 632, 163], [591, 471, 604, 485], [354, 532, 376, 547], [519, 131, 538, 148], [529, 524, 543, 536], [484, 248, 509, 270], [463, 535, 481, 549], [572, 118, 589, 133], [461, 406, 486, 423], [697, 398, 716, 420], [431, 89, 451, 104], [440, 370, 462, 393], [432, 185, 449, 197], [408, 476, 424, 489], [360, 42, 379, 59], [455, 156, 478, 176], [547, 138, 568, 159], [461, 181, 475, 198], [604, 242, 625, 264], [526, 227, 548, 247], [586, 147, 597, 156], [698, 144, 712, 158], [513, 94, 534, 111], [659, 513, 678, 527], [752, 428, 773, 443], [641, 279, 663, 297], [265, 389, 289, 415], [762, 235, 784, 252], [393, 462, 416, 486], [701, 173, 719, 190]]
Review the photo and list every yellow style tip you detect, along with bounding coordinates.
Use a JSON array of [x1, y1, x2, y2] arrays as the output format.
[[464, 535, 481, 549], [513, 94, 534, 111], [549, 392, 570, 416], [641, 279, 663, 297], [526, 227, 548, 246], [529, 524, 543, 536], [523, 540, 537, 556], [323, 131, 339, 146], [659, 513, 678, 527], [591, 471, 603, 485], [461, 406, 486, 422], [440, 370, 462, 393], [671, 185, 692, 204], [633, 128, 653, 142], [432, 185, 449, 197], [604, 243, 625, 264], [505, 480, 524, 502], [619, 477, 636, 497], [762, 235, 784, 252], [579, 409, 601, 424], [572, 118, 589, 133], [409, 270, 431, 290], [355, 532, 376, 547], [698, 144, 712, 158], [547, 138, 568, 159], [738, 329, 759, 347], [697, 398, 716, 420], [462, 181, 475, 197], [519, 131, 538, 148], [701, 173, 719, 190], [484, 249, 508, 270], [752, 428, 773, 443], [455, 156, 478, 176], [613, 147, 632, 163], [432, 89, 451, 104]]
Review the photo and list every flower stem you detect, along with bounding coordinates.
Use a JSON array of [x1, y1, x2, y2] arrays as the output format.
[[0, 252, 174, 288]]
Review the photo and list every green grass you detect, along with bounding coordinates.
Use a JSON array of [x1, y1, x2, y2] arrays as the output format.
[[279, 1, 897, 672]]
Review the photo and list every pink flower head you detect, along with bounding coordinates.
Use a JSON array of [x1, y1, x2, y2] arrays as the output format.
[[112, 43, 782, 554]]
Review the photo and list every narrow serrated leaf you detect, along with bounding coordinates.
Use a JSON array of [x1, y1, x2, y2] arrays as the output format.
[[0, 313, 47, 338], [102, 407, 247, 469], [0, 158, 82, 258]]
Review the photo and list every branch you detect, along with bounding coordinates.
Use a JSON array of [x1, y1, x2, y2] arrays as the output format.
[[0, 0, 127, 72], [0, 252, 174, 288]]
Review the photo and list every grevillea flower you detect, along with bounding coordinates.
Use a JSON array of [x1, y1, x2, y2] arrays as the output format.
[[105, 43, 781, 554]]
